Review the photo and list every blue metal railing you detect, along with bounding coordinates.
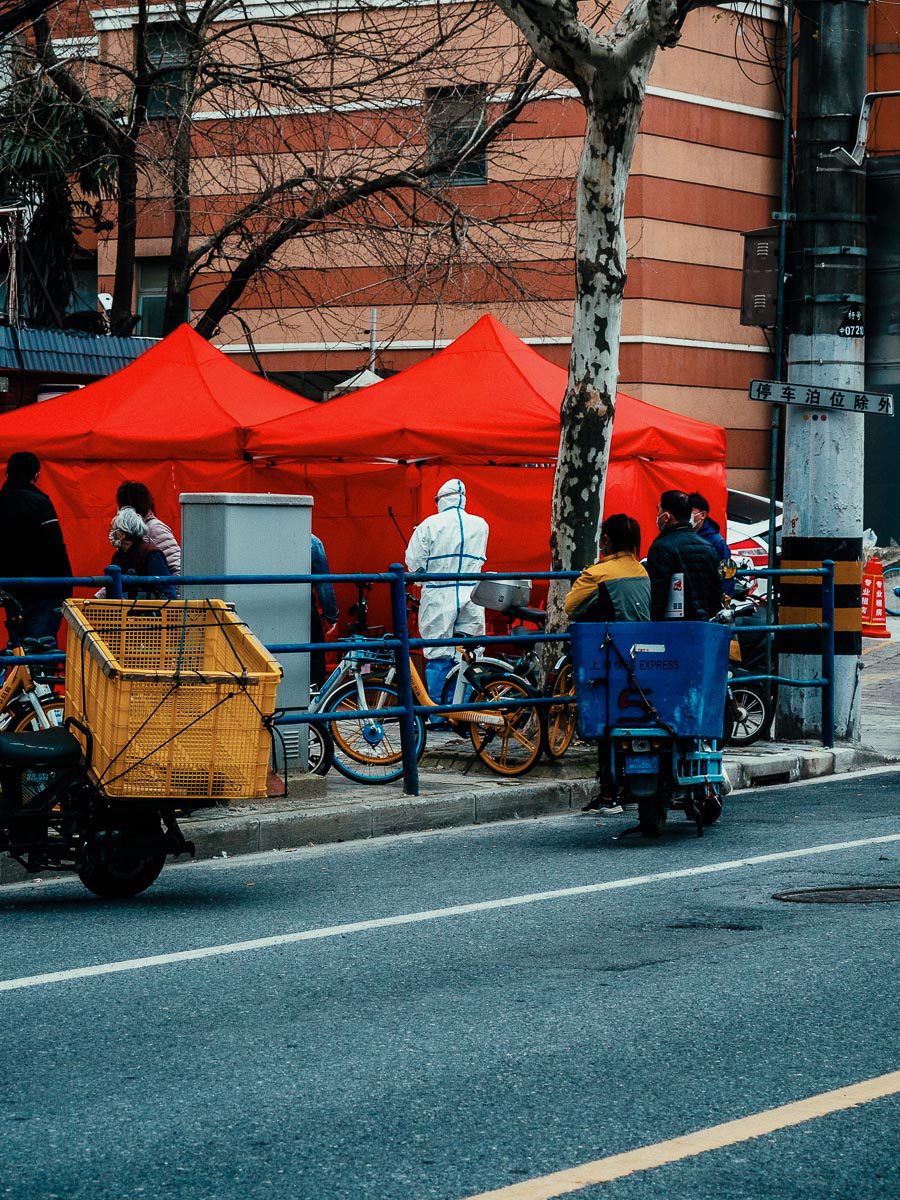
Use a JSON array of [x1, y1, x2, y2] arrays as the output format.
[[0, 559, 837, 795]]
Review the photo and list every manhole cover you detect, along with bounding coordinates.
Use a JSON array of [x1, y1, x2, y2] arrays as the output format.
[[773, 886, 900, 905]]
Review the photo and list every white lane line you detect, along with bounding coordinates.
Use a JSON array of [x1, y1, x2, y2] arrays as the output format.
[[2, 833, 898, 994]]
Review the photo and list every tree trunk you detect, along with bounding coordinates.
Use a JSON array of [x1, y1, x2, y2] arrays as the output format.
[[109, 149, 138, 336], [543, 72, 649, 643], [550, 82, 645, 577], [164, 114, 193, 334]]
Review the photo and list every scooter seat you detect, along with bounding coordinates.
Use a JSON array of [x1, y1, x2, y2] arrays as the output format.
[[22, 636, 60, 656], [0, 728, 82, 768]]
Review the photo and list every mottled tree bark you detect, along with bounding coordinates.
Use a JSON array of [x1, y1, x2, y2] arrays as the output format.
[[491, 0, 715, 596], [553, 88, 642, 574]]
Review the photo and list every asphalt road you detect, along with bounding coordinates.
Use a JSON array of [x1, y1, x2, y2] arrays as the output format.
[[1, 770, 898, 1200]]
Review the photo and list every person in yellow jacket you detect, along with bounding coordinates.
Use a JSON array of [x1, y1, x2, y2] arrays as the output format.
[[564, 513, 650, 813], [564, 513, 650, 623]]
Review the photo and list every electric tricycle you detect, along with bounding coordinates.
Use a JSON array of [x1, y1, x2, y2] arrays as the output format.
[[0, 719, 194, 897], [570, 621, 731, 837]]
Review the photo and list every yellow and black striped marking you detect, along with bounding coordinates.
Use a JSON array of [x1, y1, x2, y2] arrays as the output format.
[[778, 537, 862, 656]]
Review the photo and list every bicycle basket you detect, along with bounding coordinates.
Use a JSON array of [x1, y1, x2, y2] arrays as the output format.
[[343, 636, 397, 669]]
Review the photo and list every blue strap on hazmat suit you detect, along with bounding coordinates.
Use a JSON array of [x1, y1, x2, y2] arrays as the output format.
[[405, 479, 489, 704]]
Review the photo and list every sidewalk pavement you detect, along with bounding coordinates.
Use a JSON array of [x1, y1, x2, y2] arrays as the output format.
[[2, 627, 898, 885]]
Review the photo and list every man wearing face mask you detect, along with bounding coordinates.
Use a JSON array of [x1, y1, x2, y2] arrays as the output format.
[[688, 491, 734, 597], [646, 490, 723, 621], [405, 478, 489, 705]]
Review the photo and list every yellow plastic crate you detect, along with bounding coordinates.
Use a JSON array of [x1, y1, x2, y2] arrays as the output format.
[[63, 599, 282, 802]]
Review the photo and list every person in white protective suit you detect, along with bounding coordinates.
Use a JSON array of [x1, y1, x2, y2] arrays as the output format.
[[405, 478, 489, 706]]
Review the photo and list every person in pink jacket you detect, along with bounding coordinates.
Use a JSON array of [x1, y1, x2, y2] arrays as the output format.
[[115, 481, 181, 576]]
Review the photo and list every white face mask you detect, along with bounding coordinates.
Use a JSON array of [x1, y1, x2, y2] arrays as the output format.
[[691, 510, 704, 530], [656, 512, 667, 532]]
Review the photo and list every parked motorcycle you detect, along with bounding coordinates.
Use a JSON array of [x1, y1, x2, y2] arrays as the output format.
[[717, 589, 774, 748]]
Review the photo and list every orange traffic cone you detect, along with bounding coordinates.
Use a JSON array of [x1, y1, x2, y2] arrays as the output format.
[[862, 557, 892, 639]]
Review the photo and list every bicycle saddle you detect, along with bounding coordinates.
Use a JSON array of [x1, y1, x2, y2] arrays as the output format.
[[507, 606, 548, 627], [0, 729, 81, 768]]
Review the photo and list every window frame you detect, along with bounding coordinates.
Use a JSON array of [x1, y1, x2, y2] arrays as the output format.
[[425, 85, 488, 188]]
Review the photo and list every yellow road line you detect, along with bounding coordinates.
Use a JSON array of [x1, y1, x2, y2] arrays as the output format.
[[463, 1070, 900, 1200]]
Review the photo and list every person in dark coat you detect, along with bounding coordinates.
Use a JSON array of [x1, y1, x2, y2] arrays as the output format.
[[646, 490, 723, 620], [688, 491, 734, 597], [0, 451, 72, 640], [108, 507, 177, 600]]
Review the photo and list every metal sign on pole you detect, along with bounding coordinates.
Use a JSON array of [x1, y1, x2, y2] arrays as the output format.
[[749, 380, 894, 416]]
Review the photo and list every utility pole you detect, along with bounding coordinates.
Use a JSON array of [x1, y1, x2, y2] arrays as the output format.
[[778, 0, 869, 741]]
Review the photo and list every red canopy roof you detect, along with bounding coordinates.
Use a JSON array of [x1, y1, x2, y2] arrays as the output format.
[[0, 323, 312, 461], [247, 314, 726, 465]]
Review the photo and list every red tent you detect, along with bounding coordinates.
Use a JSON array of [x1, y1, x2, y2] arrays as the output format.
[[247, 315, 727, 578], [0, 315, 726, 629], [247, 313, 719, 467], [0, 324, 314, 576], [0, 323, 309, 460]]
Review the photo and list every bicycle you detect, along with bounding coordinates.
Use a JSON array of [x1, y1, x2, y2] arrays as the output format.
[[336, 638, 542, 777], [309, 582, 541, 781], [0, 589, 66, 733], [314, 629, 542, 779], [476, 598, 576, 762]]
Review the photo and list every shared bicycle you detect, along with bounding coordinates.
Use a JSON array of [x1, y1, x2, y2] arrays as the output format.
[[0, 589, 65, 733], [312, 636, 543, 782]]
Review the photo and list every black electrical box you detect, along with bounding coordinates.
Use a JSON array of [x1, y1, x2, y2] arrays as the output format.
[[740, 227, 779, 327]]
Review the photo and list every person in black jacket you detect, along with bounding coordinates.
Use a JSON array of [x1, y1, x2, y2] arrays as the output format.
[[0, 451, 72, 640], [646, 490, 723, 620]]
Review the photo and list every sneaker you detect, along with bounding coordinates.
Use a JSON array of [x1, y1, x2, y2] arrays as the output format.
[[582, 795, 623, 814]]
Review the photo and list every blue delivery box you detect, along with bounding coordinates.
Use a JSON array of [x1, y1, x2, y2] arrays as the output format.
[[570, 621, 731, 740]]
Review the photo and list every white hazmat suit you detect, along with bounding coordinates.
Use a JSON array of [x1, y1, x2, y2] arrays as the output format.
[[405, 478, 489, 703]]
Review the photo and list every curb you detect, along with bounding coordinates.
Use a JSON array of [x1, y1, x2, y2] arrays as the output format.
[[0, 744, 890, 885], [181, 743, 887, 862]]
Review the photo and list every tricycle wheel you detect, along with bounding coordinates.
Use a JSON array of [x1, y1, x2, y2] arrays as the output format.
[[78, 849, 166, 899], [637, 798, 664, 837], [700, 787, 723, 827]]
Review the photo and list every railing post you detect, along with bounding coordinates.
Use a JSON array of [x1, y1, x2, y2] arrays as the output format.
[[105, 564, 123, 600], [388, 562, 419, 796], [821, 560, 835, 748]]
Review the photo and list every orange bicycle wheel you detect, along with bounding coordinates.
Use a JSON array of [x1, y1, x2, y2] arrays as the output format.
[[468, 675, 542, 777], [543, 659, 577, 759], [11, 698, 65, 733]]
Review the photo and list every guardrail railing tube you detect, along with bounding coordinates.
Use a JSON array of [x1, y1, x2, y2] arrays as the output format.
[[105, 564, 123, 600], [821, 560, 836, 749], [389, 563, 420, 796]]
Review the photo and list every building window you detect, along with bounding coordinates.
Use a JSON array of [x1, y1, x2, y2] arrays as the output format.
[[146, 23, 190, 120], [426, 86, 487, 186], [136, 259, 169, 337], [69, 262, 98, 315]]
